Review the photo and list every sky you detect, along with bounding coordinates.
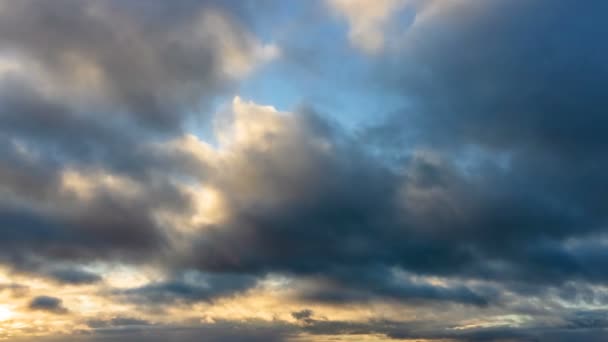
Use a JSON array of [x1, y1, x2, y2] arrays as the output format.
[[0, 0, 607, 341]]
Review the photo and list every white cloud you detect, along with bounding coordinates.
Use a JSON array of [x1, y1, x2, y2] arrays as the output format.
[[192, 11, 280, 79], [327, 0, 463, 53], [327, 0, 408, 53]]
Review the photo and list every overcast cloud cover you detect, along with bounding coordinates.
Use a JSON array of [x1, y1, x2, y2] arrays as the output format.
[[0, 0, 607, 341]]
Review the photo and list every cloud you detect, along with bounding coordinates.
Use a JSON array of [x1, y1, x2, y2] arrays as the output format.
[[293, 267, 490, 306], [120, 271, 258, 305], [292, 309, 314, 321], [327, 0, 408, 53], [28, 295, 69, 314], [0, 160, 185, 266], [0, 1, 608, 341], [155, 97, 495, 307], [86, 317, 152, 329], [0, 0, 277, 130], [0, 1, 281, 283], [364, 0, 608, 281], [46, 267, 102, 285], [0, 0, 279, 278]]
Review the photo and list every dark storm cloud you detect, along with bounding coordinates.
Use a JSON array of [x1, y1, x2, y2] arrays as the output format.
[[294, 266, 489, 306], [179, 109, 490, 303], [0, 82, 194, 273], [291, 309, 314, 321], [0, 0, 262, 130], [0, 78, 143, 167], [141, 0, 608, 323], [172, 106, 580, 305], [6, 321, 293, 342], [0, 0, 280, 271], [369, 0, 608, 286], [391, 0, 608, 155], [0, 0, 254, 270], [365, 1, 608, 274], [0, 164, 183, 262], [46, 267, 102, 285], [28, 295, 69, 314], [120, 272, 257, 305]]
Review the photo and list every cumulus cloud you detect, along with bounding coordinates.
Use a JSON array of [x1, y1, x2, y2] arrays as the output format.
[[365, 0, 608, 282], [153, 97, 495, 308], [0, 0, 279, 273], [0, 0, 277, 294]]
